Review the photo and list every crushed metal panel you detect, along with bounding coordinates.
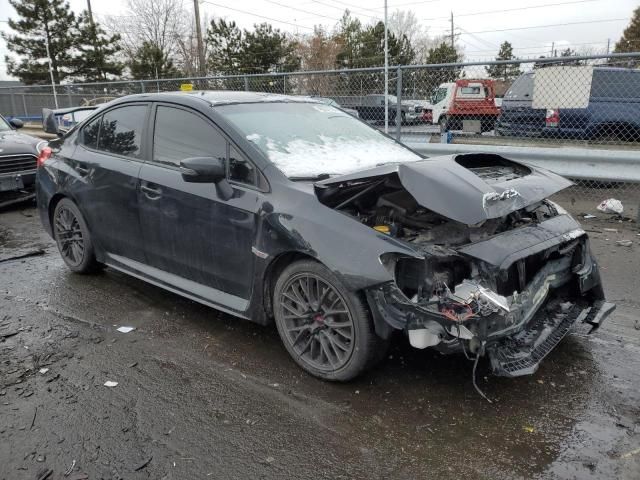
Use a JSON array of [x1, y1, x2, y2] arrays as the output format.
[[532, 66, 593, 109]]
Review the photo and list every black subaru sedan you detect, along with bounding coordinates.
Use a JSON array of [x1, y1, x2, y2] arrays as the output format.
[[36, 91, 614, 382]]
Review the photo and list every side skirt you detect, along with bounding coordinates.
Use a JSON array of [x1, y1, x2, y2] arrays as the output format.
[[105, 253, 250, 319]]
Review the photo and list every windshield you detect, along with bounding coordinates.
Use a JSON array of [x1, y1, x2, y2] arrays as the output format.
[[0, 116, 12, 132], [217, 102, 421, 178], [505, 73, 534, 100]]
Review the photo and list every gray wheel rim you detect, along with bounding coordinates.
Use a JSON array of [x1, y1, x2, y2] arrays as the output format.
[[277, 273, 355, 372], [54, 206, 85, 267]]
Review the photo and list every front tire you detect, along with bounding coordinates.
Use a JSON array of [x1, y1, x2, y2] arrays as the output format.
[[52, 198, 101, 274], [273, 260, 387, 381]]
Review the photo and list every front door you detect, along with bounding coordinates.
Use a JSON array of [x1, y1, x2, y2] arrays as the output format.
[[137, 104, 261, 309]]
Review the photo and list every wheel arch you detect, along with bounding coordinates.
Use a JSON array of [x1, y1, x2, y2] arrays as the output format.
[[262, 251, 318, 319]]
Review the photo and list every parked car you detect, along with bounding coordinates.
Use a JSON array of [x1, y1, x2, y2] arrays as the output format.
[[37, 91, 613, 381], [311, 96, 360, 118], [496, 67, 640, 140], [343, 94, 424, 124], [0, 114, 45, 196], [430, 79, 500, 133]]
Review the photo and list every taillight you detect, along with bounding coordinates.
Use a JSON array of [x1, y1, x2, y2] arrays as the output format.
[[37, 146, 52, 168], [546, 108, 560, 127]]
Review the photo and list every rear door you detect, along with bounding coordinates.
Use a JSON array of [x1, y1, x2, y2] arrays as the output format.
[[71, 103, 149, 262], [137, 103, 261, 308]]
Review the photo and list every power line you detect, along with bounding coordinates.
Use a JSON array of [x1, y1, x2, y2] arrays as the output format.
[[200, 0, 315, 30], [450, 18, 628, 36], [307, 0, 380, 20], [423, 0, 600, 21], [263, 0, 341, 22]]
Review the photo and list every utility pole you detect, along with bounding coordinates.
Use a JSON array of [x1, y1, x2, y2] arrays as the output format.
[[606, 38, 610, 55], [550, 41, 555, 57], [86, 0, 94, 26], [193, 0, 206, 77], [44, 22, 59, 108], [450, 12, 454, 48], [384, 0, 389, 134]]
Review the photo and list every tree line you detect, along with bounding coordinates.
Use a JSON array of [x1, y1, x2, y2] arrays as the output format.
[[3, 0, 639, 86]]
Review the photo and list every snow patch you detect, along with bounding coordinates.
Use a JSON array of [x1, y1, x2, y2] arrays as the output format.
[[258, 134, 421, 177]]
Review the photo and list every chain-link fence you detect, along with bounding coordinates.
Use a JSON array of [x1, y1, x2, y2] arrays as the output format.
[[1, 52, 640, 214]]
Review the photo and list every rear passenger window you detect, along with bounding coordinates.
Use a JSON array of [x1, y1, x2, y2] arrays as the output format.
[[80, 116, 101, 149], [97, 105, 146, 157], [153, 106, 226, 166]]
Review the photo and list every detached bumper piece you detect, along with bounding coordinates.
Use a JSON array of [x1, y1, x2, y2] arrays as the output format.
[[489, 300, 615, 377]]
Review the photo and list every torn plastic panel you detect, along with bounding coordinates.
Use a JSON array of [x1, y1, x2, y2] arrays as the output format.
[[366, 231, 614, 377]]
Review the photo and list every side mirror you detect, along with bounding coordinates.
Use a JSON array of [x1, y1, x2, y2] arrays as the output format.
[[42, 108, 60, 135], [180, 156, 226, 183], [9, 118, 24, 129]]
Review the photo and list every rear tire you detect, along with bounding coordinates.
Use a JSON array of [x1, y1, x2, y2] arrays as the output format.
[[273, 260, 387, 381], [52, 198, 101, 274]]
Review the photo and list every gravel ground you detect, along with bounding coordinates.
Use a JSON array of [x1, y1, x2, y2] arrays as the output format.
[[1, 200, 639, 480]]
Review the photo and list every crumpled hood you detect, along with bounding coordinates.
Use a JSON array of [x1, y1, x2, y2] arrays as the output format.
[[0, 130, 42, 156], [317, 154, 573, 225]]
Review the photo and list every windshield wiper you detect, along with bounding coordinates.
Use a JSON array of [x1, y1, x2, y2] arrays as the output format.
[[288, 173, 334, 181]]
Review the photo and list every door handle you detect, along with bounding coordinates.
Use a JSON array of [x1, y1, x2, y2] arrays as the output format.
[[140, 184, 162, 198]]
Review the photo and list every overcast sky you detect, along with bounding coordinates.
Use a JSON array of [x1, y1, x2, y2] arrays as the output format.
[[0, 0, 637, 80]]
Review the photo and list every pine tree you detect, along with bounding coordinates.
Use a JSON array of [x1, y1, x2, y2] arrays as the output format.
[[75, 12, 123, 82], [129, 41, 179, 80], [425, 42, 463, 83], [2, 0, 80, 84], [614, 6, 640, 53], [206, 19, 244, 75], [485, 41, 522, 81]]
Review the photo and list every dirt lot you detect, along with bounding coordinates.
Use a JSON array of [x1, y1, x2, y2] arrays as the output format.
[[1, 200, 639, 480]]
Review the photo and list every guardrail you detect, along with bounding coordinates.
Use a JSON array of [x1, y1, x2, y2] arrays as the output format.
[[403, 142, 640, 183]]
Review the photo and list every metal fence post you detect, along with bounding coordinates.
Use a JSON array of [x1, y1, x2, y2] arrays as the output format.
[[140, 81, 145, 93], [21, 94, 28, 117], [9, 87, 17, 117], [395, 66, 402, 141], [244, 76, 249, 91], [66, 86, 72, 107]]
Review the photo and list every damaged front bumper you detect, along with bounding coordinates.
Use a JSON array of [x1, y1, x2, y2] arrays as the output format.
[[366, 230, 615, 378]]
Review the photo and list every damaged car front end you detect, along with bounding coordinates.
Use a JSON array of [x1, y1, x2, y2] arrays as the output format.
[[316, 153, 614, 378]]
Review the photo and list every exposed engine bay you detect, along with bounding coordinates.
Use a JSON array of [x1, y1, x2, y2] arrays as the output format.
[[315, 154, 614, 381]]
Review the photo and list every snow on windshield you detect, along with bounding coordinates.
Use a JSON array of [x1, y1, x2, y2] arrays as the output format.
[[247, 133, 420, 177], [218, 102, 422, 178]]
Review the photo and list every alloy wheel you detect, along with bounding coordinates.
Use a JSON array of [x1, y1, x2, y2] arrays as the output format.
[[277, 273, 355, 372], [54, 205, 85, 267]]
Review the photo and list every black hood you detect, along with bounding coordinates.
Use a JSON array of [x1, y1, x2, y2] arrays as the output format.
[[0, 129, 42, 156], [317, 154, 572, 225]]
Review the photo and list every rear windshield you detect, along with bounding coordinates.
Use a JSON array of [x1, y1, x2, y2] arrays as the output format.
[[217, 102, 421, 178], [504, 73, 534, 100], [591, 70, 640, 98]]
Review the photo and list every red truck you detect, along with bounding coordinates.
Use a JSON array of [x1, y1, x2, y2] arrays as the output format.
[[428, 79, 501, 133]]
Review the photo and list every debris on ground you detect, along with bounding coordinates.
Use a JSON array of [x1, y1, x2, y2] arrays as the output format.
[[603, 228, 619, 233], [103, 381, 118, 387], [39, 368, 49, 374], [583, 214, 597, 219], [134, 457, 153, 471], [597, 198, 624, 215], [0, 248, 45, 264], [523, 426, 535, 433], [116, 326, 135, 333], [616, 240, 633, 247], [64, 459, 76, 476]]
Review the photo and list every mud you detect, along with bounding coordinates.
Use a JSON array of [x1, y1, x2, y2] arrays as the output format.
[[1, 203, 639, 480]]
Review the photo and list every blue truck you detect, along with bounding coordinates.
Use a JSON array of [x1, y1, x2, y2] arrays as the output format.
[[496, 67, 640, 142]]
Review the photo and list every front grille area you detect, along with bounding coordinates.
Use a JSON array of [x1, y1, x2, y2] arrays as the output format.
[[0, 154, 37, 175]]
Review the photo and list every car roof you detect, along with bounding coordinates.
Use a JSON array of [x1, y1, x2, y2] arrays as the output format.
[[109, 90, 322, 107]]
